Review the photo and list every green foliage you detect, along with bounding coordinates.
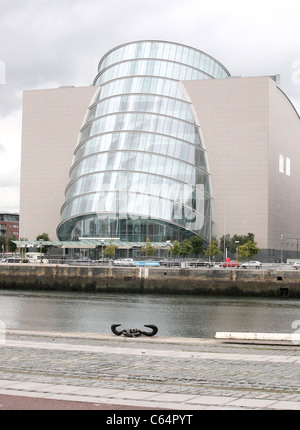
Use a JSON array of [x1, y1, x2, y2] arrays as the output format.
[[205, 240, 221, 258], [189, 235, 204, 256], [168, 236, 204, 258], [238, 240, 260, 260], [219, 234, 231, 253], [0, 235, 6, 253], [169, 240, 181, 257], [179, 239, 194, 257], [36, 233, 50, 254], [7, 238, 17, 253], [141, 238, 156, 256], [0, 235, 17, 253], [220, 233, 257, 254], [36, 233, 50, 241], [103, 241, 118, 258]]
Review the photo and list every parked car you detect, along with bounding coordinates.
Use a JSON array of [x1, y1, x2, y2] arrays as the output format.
[[159, 259, 182, 267], [69, 258, 92, 265], [219, 260, 240, 268], [4, 256, 29, 263], [113, 258, 134, 266], [25, 252, 49, 264], [188, 260, 214, 268], [293, 262, 300, 270], [241, 261, 262, 269], [92, 258, 113, 265]]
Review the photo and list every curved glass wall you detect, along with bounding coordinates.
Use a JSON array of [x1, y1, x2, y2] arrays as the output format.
[[57, 41, 230, 243]]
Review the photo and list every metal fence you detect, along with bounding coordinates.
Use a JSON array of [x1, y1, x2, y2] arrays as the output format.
[[1, 258, 298, 270]]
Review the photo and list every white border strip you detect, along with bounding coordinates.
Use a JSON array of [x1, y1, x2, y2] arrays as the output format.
[[215, 332, 300, 342]]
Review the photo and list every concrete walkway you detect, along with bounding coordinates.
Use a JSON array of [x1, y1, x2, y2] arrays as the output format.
[[0, 329, 300, 410]]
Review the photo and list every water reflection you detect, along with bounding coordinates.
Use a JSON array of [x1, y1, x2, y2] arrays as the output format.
[[0, 290, 299, 338]]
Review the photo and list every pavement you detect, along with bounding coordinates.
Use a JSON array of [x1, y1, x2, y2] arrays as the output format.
[[0, 329, 300, 411]]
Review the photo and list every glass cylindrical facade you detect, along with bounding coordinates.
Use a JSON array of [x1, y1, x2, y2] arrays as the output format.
[[57, 41, 230, 242]]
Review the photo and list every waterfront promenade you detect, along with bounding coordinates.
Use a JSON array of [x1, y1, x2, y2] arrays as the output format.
[[0, 329, 300, 410]]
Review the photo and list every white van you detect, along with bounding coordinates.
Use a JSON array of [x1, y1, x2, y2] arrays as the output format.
[[25, 252, 49, 264]]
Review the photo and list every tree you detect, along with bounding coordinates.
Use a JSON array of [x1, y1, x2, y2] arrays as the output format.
[[179, 239, 193, 257], [220, 233, 257, 254], [36, 233, 50, 254], [169, 240, 181, 257], [0, 236, 6, 254], [229, 234, 246, 254], [219, 234, 231, 254], [189, 235, 204, 256], [141, 238, 156, 257], [36, 233, 50, 241], [7, 237, 17, 253], [238, 241, 260, 260], [103, 241, 118, 258], [205, 240, 221, 259], [0, 236, 17, 254]]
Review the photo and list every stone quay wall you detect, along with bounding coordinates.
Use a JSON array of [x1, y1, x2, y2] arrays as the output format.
[[0, 264, 300, 297]]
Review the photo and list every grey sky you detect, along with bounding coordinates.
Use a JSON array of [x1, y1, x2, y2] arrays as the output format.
[[0, 0, 299, 212]]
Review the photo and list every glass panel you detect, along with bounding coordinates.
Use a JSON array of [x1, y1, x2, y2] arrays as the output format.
[[169, 44, 177, 61], [162, 43, 170, 60], [176, 45, 183, 63], [60, 41, 220, 242], [279, 154, 284, 173]]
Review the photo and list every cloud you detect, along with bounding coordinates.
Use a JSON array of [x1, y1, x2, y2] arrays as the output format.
[[1, 0, 299, 113], [0, 185, 20, 212], [0, 0, 300, 212]]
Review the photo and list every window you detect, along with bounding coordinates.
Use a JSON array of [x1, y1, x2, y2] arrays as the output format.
[[279, 154, 285, 173], [279, 154, 291, 176]]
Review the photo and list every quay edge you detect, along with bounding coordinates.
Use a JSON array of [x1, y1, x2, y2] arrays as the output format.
[[0, 265, 300, 297]]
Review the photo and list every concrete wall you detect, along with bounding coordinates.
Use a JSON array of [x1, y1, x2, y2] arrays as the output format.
[[267, 81, 300, 251], [182, 77, 269, 248], [0, 265, 300, 297], [20, 86, 97, 241], [182, 76, 300, 254]]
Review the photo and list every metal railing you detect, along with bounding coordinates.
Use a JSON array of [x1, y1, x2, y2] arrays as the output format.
[[0, 257, 298, 270]]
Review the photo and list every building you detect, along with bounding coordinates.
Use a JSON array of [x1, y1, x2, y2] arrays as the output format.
[[20, 41, 300, 261], [183, 75, 300, 261], [20, 85, 96, 241], [0, 213, 19, 239]]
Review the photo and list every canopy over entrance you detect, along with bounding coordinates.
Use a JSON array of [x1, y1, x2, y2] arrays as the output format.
[[12, 239, 170, 250]]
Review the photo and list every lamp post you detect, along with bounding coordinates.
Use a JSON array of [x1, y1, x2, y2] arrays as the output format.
[[235, 241, 240, 263], [101, 239, 104, 259], [39, 239, 43, 263], [165, 240, 171, 259], [287, 237, 300, 260]]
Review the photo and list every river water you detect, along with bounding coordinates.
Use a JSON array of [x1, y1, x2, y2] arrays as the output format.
[[0, 290, 300, 338]]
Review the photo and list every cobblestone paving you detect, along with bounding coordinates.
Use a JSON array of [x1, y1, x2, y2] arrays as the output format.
[[0, 330, 300, 408]]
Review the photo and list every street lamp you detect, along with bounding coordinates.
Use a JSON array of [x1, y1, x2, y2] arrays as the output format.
[[165, 240, 171, 259], [287, 237, 300, 260], [39, 239, 43, 263], [235, 241, 240, 262], [101, 239, 104, 259]]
